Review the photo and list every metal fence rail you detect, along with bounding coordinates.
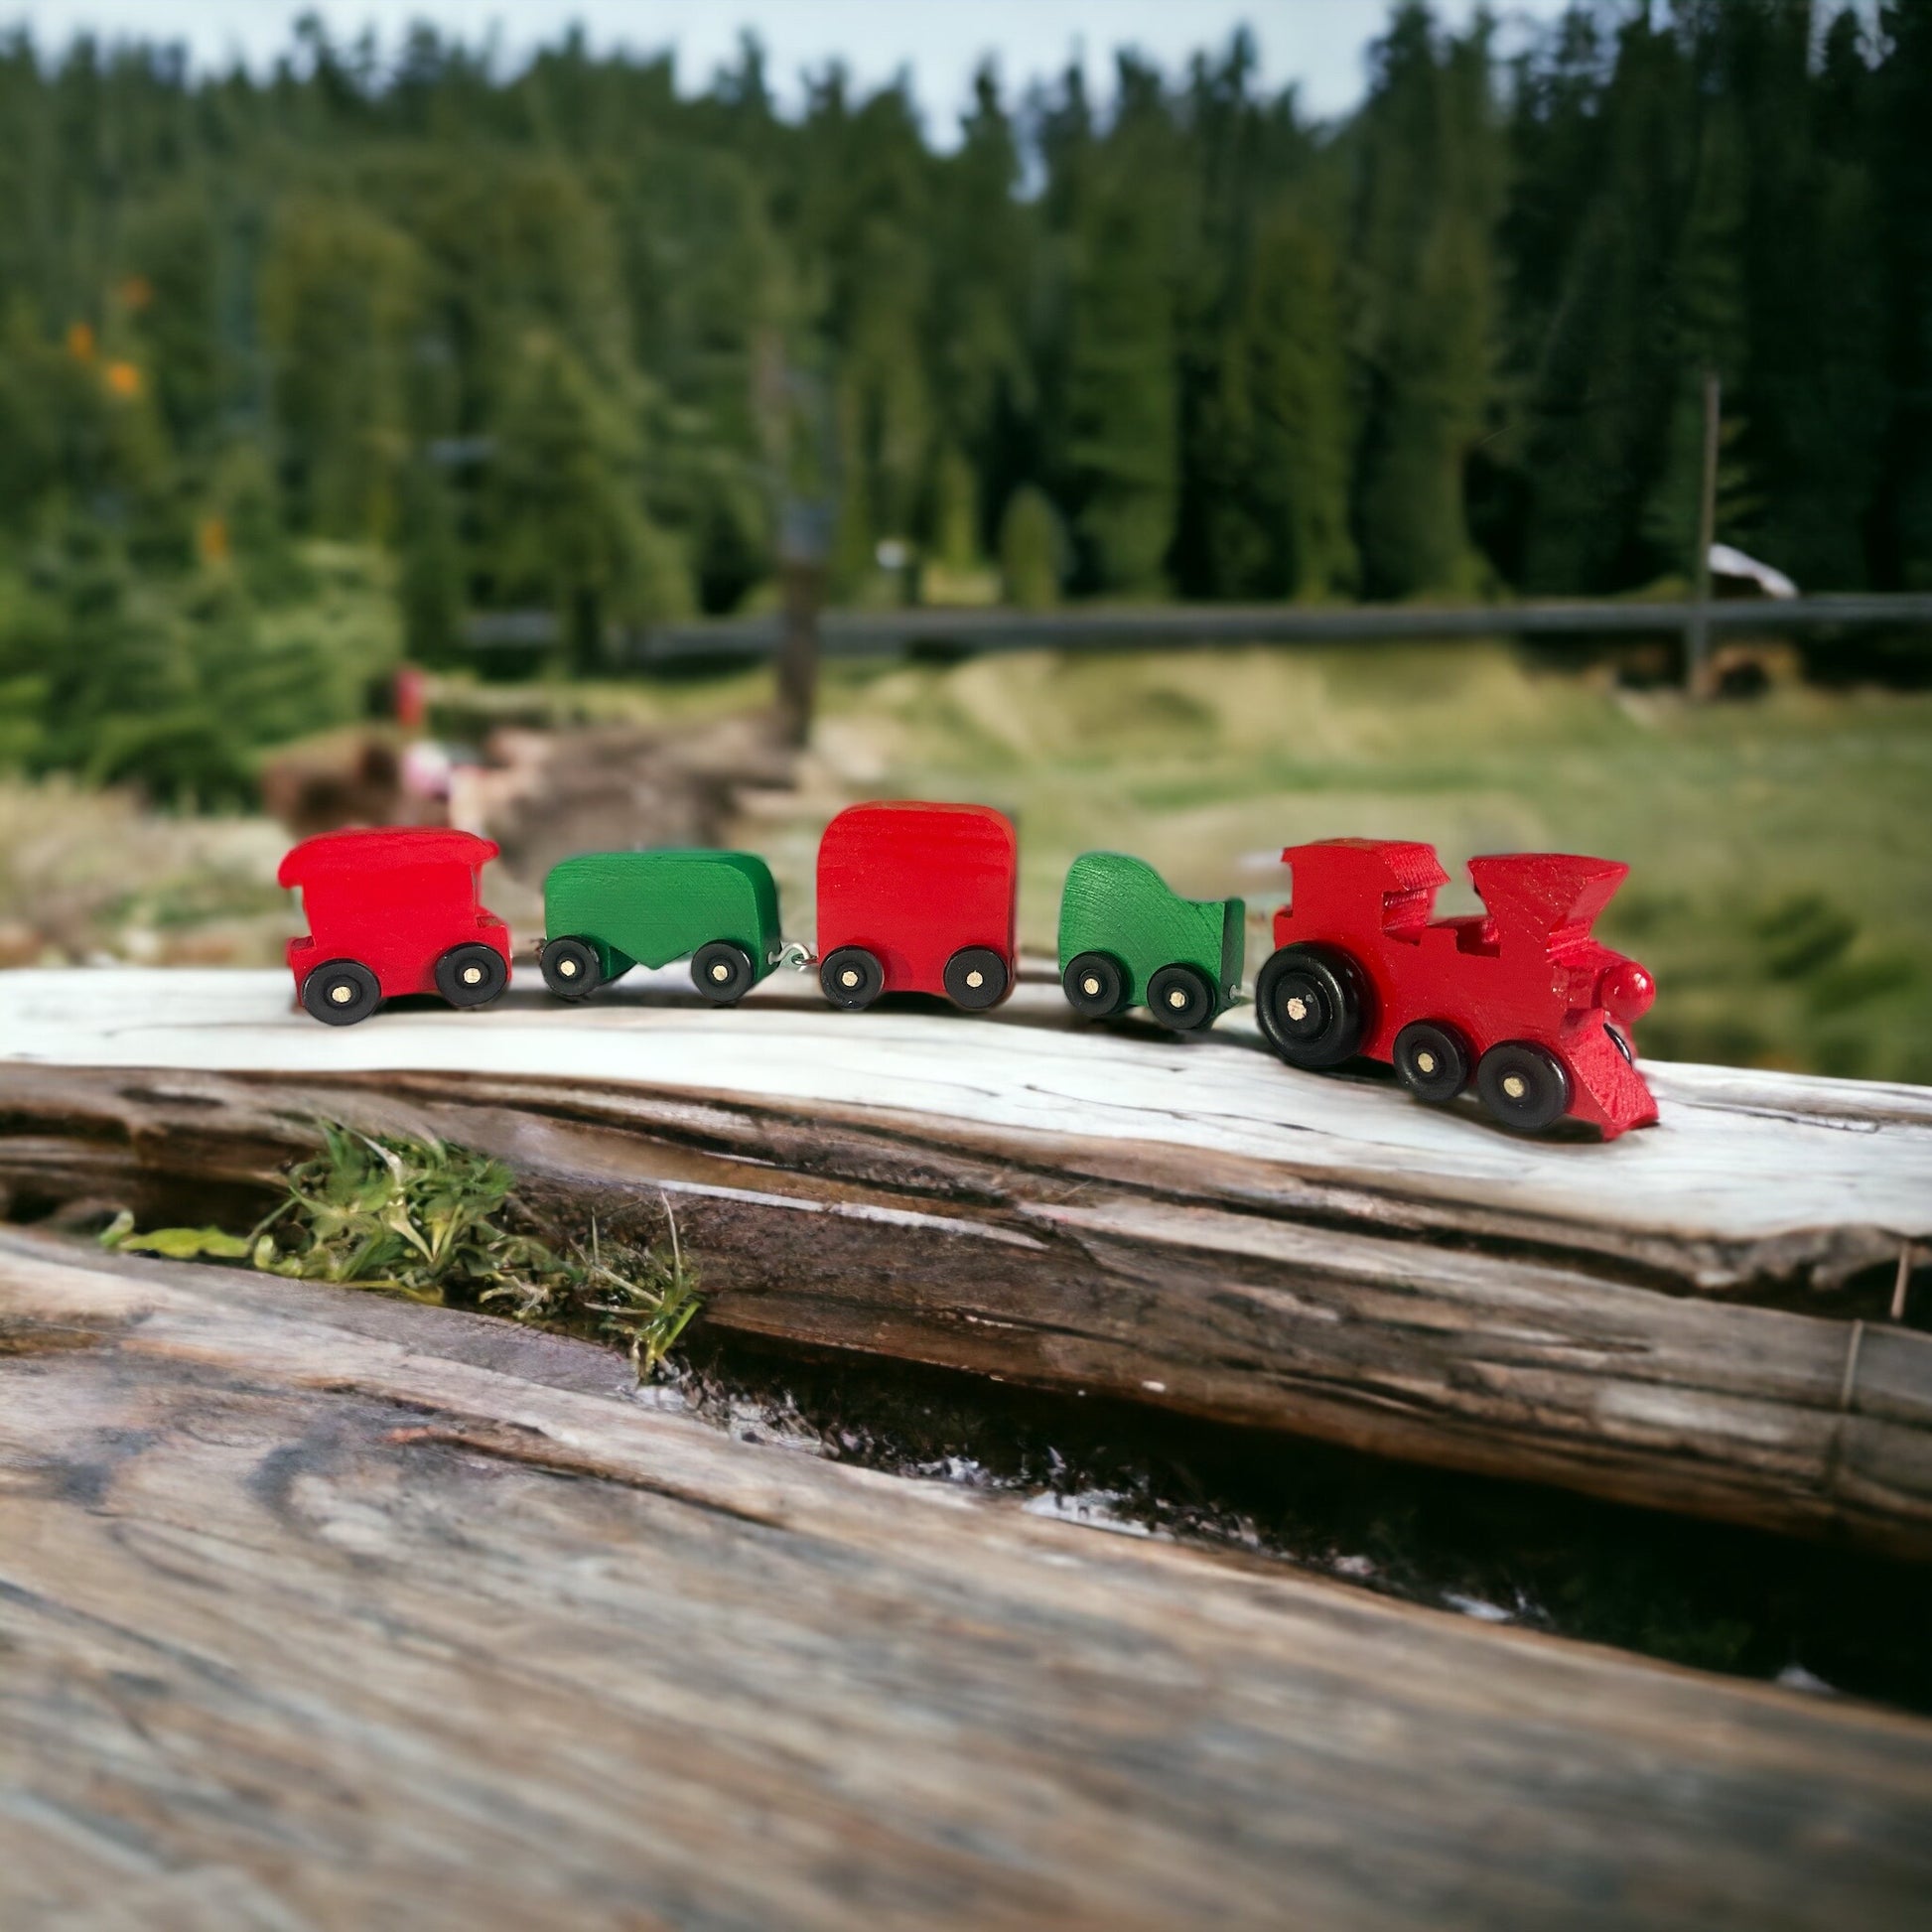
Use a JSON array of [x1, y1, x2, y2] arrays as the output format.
[[462, 593, 1932, 666]]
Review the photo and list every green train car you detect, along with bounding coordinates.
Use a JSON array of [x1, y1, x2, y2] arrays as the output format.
[[1057, 852, 1244, 1033], [540, 850, 783, 1004]]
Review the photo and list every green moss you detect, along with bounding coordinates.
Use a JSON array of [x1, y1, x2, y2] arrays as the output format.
[[102, 1123, 703, 1376]]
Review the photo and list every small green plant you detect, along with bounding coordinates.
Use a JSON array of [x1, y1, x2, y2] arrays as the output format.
[[99, 1122, 702, 1376]]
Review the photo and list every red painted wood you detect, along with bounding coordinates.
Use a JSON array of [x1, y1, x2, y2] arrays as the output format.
[[278, 829, 511, 1002], [816, 802, 1019, 1000], [1273, 839, 1658, 1137]]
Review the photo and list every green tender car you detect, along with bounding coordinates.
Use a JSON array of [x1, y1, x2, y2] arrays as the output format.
[[1057, 851, 1244, 1034], [540, 850, 783, 1005]]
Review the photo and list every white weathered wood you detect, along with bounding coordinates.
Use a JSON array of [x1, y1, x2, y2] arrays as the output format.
[[5, 1228, 1931, 1932], [4, 966, 1929, 1263]]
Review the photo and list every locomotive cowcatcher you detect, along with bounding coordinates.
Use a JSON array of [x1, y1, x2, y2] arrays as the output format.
[[280, 827, 511, 1026], [1254, 839, 1657, 1137], [815, 802, 1019, 1011]]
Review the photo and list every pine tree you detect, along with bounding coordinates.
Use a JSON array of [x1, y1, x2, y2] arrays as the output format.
[[795, 71, 937, 596], [1505, 9, 1694, 593], [933, 67, 1034, 546], [1237, 207, 1358, 598], [259, 197, 423, 541], [1640, 92, 1756, 580], [1871, 1, 1932, 587], [928, 445, 981, 574], [1057, 57, 1180, 597], [486, 330, 686, 673], [1774, 5, 1888, 591], [1346, 4, 1505, 599], [397, 458, 465, 663], [999, 484, 1064, 609]]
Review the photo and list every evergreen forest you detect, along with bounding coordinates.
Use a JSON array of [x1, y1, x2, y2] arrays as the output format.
[[0, 1, 1928, 796]]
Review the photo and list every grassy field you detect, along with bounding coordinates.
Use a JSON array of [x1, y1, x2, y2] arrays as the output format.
[[4, 640, 1929, 1083], [0, 776, 287, 969]]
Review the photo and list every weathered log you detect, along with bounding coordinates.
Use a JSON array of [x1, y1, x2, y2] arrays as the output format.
[[4, 1227, 1931, 1931], [3, 967, 1931, 1557]]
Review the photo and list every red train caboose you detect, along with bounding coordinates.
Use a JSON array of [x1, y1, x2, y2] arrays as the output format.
[[815, 801, 1019, 1011], [280, 828, 511, 1026], [1254, 839, 1657, 1137]]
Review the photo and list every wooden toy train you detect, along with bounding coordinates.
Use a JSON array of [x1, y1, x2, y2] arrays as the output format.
[[277, 804, 1659, 1139]]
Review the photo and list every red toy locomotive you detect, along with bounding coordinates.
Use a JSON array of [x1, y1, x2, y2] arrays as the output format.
[[280, 828, 511, 1026], [1253, 839, 1657, 1137], [815, 801, 1019, 1011]]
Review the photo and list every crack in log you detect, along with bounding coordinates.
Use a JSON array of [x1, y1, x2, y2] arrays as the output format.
[[382, 1421, 792, 1529], [0, 1315, 114, 1357]]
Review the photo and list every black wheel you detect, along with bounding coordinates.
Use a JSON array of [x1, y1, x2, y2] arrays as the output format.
[[301, 958, 381, 1027], [820, 945, 885, 1010], [943, 946, 1009, 1011], [1254, 943, 1369, 1069], [435, 942, 508, 1010], [1476, 1040, 1573, 1133], [691, 940, 756, 1005], [540, 936, 602, 1000], [1147, 962, 1215, 1033], [1062, 950, 1127, 1020], [1393, 1019, 1471, 1103], [1605, 1023, 1635, 1065]]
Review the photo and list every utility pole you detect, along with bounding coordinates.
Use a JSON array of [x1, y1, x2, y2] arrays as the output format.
[[1686, 368, 1721, 696], [758, 335, 837, 750], [774, 502, 831, 750]]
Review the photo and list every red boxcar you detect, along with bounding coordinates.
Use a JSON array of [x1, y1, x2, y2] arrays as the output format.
[[1254, 839, 1657, 1138], [815, 802, 1019, 1011], [280, 827, 512, 1026]]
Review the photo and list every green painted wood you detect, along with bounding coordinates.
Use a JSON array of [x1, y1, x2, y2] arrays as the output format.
[[542, 851, 782, 981], [1056, 852, 1244, 1015]]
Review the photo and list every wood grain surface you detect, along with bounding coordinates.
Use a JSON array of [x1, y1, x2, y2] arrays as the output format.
[[4, 1225, 1931, 1932], [3, 966, 1930, 1556]]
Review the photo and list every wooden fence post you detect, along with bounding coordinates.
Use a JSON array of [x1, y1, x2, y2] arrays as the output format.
[[1687, 367, 1721, 696]]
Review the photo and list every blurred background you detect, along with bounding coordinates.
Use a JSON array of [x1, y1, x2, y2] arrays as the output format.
[[0, 0, 1927, 1080]]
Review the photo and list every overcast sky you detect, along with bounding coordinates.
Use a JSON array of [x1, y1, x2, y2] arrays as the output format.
[[8, 1, 1579, 130]]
